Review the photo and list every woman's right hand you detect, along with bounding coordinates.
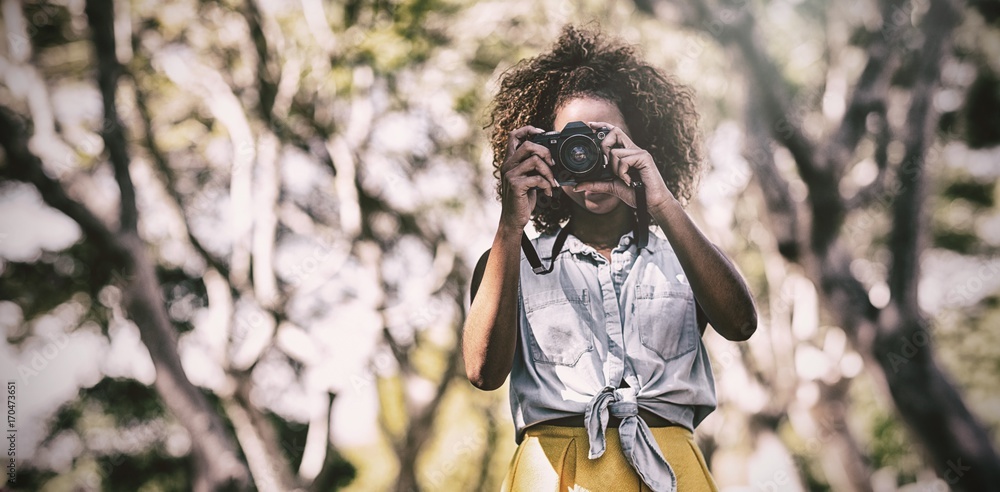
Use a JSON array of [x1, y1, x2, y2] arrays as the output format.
[[499, 126, 559, 230]]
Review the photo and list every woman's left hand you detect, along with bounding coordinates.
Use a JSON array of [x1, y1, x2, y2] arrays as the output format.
[[571, 122, 675, 211]]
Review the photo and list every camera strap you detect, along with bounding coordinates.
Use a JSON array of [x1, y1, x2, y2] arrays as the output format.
[[631, 173, 649, 250], [522, 227, 570, 274], [522, 174, 649, 275]]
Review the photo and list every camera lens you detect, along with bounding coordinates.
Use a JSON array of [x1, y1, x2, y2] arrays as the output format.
[[559, 135, 599, 174], [567, 144, 590, 166]]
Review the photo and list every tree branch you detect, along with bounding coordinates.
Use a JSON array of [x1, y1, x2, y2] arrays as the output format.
[[234, 0, 335, 172], [240, 0, 279, 121], [394, 286, 464, 492], [812, 378, 874, 492], [824, 0, 900, 178], [729, 18, 821, 186], [85, 0, 137, 233], [844, 104, 891, 210], [675, 0, 820, 181], [654, 0, 848, 251], [0, 107, 126, 259], [887, 0, 961, 315], [473, 404, 499, 491], [129, 69, 232, 279], [3, 2, 262, 486], [0, 103, 251, 491], [743, 88, 801, 262], [224, 374, 299, 492]]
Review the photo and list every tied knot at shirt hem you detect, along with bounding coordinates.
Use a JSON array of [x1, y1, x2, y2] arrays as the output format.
[[584, 386, 678, 492]]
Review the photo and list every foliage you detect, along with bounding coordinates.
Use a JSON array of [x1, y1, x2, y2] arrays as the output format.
[[1, 0, 998, 490]]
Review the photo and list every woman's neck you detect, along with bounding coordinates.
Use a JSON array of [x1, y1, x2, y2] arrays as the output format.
[[568, 202, 634, 250]]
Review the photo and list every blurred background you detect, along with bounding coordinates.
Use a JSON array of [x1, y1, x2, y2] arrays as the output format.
[[1, 0, 999, 490]]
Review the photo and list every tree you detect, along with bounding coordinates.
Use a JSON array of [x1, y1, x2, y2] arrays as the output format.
[[633, 0, 1000, 489], [2, 0, 482, 489], [4, 0, 998, 489]]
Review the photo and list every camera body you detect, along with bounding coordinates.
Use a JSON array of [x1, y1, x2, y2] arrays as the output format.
[[530, 121, 613, 185]]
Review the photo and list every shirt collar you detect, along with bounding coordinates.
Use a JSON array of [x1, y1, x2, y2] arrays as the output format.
[[563, 228, 649, 259]]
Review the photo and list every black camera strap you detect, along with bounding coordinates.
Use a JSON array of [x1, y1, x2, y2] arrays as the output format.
[[522, 227, 570, 274], [631, 172, 649, 250], [522, 174, 648, 275]]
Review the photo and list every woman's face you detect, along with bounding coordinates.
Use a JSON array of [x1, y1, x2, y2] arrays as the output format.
[[553, 96, 631, 215]]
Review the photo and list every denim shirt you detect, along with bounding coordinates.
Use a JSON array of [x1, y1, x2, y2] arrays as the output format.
[[509, 227, 717, 492]]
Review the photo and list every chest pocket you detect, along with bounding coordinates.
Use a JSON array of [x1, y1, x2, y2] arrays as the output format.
[[634, 283, 698, 361], [522, 288, 594, 366]]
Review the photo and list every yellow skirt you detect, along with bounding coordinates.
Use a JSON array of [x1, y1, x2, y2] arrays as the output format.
[[500, 424, 718, 492]]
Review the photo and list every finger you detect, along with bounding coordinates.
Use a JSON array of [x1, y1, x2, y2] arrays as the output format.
[[510, 175, 554, 197], [586, 121, 620, 152], [526, 155, 559, 187], [597, 125, 626, 167], [589, 122, 636, 153], [512, 141, 555, 167], [620, 153, 659, 187], [507, 126, 545, 156], [610, 148, 648, 184], [507, 126, 541, 153], [585, 121, 614, 133], [507, 154, 557, 188], [502, 140, 554, 175], [609, 148, 646, 183], [509, 155, 558, 187]]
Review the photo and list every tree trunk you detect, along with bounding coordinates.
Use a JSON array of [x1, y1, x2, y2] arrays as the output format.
[[873, 311, 1000, 489]]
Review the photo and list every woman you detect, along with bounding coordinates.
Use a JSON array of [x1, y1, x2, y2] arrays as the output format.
[[463, 26, 757, 492]]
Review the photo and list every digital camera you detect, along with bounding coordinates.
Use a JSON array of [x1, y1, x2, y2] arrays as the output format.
[[530, 121, 613, 185]]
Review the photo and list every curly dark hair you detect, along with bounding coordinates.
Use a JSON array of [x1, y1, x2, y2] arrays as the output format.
[[487, 25, 704, 234]]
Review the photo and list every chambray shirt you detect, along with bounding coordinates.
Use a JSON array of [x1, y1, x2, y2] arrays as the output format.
[[509, 227, 717, 492]]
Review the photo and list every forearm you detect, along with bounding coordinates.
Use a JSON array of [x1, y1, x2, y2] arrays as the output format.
[[463, 223, 523, 390], [650, 197, 758, 341]]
